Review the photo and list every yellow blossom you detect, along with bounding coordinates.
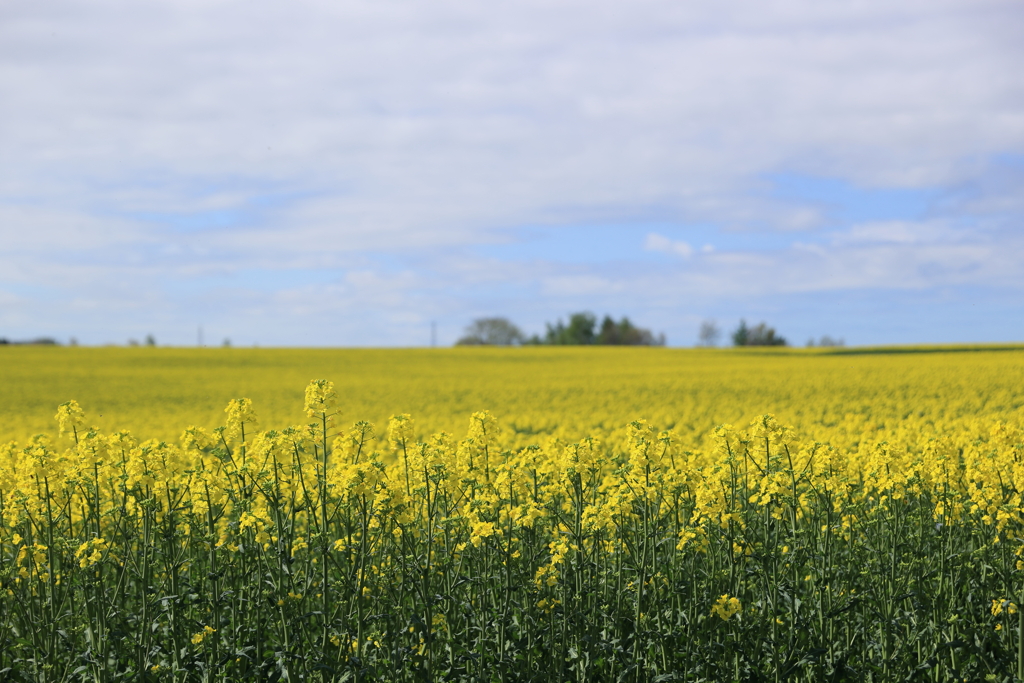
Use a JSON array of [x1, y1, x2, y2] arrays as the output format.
[[711, 595, 742, 621]]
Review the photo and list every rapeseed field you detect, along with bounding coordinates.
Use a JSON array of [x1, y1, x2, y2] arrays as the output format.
[[2, 345, 1023, 449], [1, 345, 1024, 680]]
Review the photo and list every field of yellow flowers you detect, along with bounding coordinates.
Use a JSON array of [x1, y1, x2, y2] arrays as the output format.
[[1, 345, 1024, 681]]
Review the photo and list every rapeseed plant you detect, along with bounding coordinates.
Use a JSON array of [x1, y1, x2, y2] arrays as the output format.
[[0, 355, 1022, 679]]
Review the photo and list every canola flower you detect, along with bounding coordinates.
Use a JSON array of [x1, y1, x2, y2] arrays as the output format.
[[191, 625, 216, 646], [4, 344, 1024, 449], [711, 594, 743, 621], [0, 370, 1023, 680]]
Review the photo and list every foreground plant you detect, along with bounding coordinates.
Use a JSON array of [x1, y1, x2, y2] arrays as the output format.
[[0, 385, 1023, 681]]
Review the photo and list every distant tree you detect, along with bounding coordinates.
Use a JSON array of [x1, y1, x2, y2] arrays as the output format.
[[596, 315, 665, 346], [732, 319, 786, 347], [456, 317, 525, 346], [0, 337, 58, 345], [542, 312, 664, 346], [145, 334, 157, 347], [545, 312, 598, 345], [698, 319, 721, 347], [732, 320, 749, 346], [807, 335, 844, 347]]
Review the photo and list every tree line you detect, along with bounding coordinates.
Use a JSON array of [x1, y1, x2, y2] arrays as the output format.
[[698, 319, 843, 347], [700, 319, 788, 347], [456, 315, 841, 348], [456, 313, 666, 346]]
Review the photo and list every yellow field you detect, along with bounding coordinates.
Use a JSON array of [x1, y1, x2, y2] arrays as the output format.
[[1, 345, 1022, 452], [3, 344, 1024, 679]]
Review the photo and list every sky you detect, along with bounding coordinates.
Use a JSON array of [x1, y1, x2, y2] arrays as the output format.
[[1, 0, 1023, 347]]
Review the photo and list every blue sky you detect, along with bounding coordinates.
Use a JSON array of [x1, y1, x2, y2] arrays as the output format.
[[1, 0, 1022, 347]]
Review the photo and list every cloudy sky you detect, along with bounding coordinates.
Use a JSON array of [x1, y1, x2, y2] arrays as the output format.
[[2, 0, 1022, 347]]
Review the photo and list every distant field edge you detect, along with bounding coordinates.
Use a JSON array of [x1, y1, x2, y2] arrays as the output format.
[[818, 342, 1024, 356], [0, 342, 1022, 355]]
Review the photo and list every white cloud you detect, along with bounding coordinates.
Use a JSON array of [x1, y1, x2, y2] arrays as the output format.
[[644, 233, 694, 258], [4, 0, 1023, 232], [830, 220, 962, 246], [1, 0, 1023, 344]]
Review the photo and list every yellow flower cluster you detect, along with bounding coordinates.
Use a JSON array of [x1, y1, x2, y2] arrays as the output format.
[[711, 594, 742, 621], [4, 387, 1024, 576], [74, 537, 108, 568], [991, 599, 1018, 617], [191, 625, 215, 646]]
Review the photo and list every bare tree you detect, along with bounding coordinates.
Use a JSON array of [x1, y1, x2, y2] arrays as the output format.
[[456, 317, 525, 346], [698, 319, 721, 347], [807, 335, 845, 347]]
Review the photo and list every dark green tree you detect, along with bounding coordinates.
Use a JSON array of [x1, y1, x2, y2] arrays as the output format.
[[545, 312, 597, 345], [597, 316, 665, 345], [732, 319, 786, 346], [542, 312, 665, 346]]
